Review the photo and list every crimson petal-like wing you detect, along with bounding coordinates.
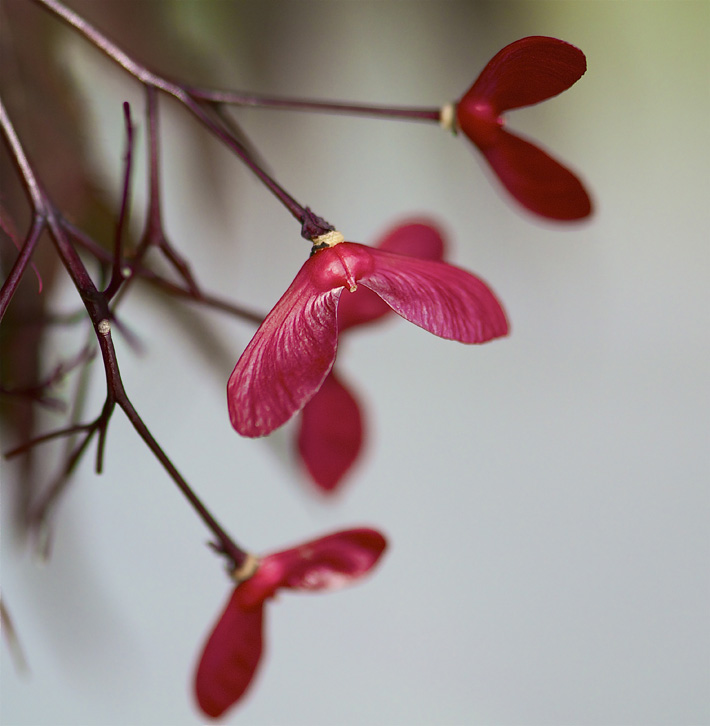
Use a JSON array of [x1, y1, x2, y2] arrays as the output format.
[[463, 36, 587, 113], [236, 528, 388, 608], [359, 246, 509, 343], [482, 128, 592, 220], [297, 371, 364, 493], [227, 261, 342, 437], [276, 528, 387, 591], [194, 596, 265, 718]]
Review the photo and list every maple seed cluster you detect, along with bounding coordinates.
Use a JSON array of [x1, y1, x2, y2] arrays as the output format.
[[194, 35, 592, 717]]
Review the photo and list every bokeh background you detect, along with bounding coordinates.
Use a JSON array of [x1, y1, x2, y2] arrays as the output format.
[[2, 1, 708, 725]]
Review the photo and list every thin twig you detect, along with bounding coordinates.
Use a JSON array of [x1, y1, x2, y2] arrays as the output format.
[[103, 102, 134, 300], [63, 218, 264, 325], [189, 86, 441, 123], [126, 86, 200, 294]]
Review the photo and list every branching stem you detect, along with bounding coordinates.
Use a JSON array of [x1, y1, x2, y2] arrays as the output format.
[[1, 90, 248, 572], [29, 0, 333, 240]]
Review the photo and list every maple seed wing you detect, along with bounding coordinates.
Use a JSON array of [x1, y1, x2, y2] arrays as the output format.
[[270, 528, 388, 592], [360, 249, 509, 344], [376, 221, 445, 260], [463, 36, 587, 113], [227, 267, 342, 437], [194, 596, 265, 718], [297, 371, 364, 493], [482, 128, 592, 220]]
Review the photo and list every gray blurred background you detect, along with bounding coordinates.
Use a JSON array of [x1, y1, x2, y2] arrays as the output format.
[[2, 1, 708, 724]]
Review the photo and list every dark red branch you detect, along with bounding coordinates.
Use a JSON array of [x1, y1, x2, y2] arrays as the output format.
[[1, 90, 248, 572], [127, 86, 200, 294], [188, 86, 442, 124], [63, 219, 264, 325], [103, 102, 134, 300], [29, 0, 333, 240]]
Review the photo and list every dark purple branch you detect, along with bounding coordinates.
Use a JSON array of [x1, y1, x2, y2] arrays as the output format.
[[0, 95, 52, 320], [63, 219, 264, 325], [134, 271, 265, 325], [29, 0, 333, 240], [188, 87, 442, 124], [1, 90, 248, 572], [144, 86, 163, 237], [5, 423, 94, 459], [180, 94, 323, 234], [103, 102, 134, 300], [93, 395, 115, 474], [126, 86, 200, 294]]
